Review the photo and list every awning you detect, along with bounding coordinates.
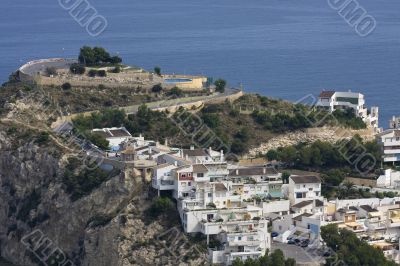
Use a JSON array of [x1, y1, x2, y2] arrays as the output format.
[[369, 211, 382, 218], [345, 222, 362, 228]]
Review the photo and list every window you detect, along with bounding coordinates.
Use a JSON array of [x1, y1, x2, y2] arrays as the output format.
[[309, 188, 313, 191], [238, 236, 242, 241], [197, 173, 204, 177], [296, 192, 303, 199], [208, 193, 212, 198], [188, 182, 191, 186], [303, 185, 306, 188], [315, 192, 320, 196], [307, 224, 310, 229]]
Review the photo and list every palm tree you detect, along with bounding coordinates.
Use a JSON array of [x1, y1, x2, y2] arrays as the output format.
[[342, 180, 355, 197]]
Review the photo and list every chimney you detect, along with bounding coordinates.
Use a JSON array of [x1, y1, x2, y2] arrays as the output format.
[[174, 161, 178, 166], [186, 154, 189, 160], [190, 145, 194, 150], [220, 150, 224, 162], [263, 168, 266, 174], [165, 138, 168, 146], [236, 169, 239, 175]]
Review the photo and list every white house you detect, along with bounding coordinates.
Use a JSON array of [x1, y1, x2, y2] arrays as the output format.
[[316, 90, 379, 129], [288, 175, 322, 204], [91, 127, 132, 150]]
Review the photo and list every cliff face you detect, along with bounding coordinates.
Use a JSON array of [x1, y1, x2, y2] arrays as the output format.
[[0, 124, 135, 266]]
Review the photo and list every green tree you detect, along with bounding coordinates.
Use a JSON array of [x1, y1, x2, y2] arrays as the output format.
[[154, 66, 161, 76], [202, 113, 220, 128], [282, 172, 290, 184], [214, 79, 226, 93], [88, 133, 109, 150], [321, 224, 396, 266], [79, 46, 122, 66], [266, 149, 278, 161]]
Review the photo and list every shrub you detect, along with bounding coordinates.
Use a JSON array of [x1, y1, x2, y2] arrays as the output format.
[[151, 84, 163, 93], [168, 87, 183, 97], [97, 70, 107, 77], [148, 197, 174, 217], [61, 82, 72, 90], [88, 69, 97, 77], [69, 63, 85, 75], [45, 67, 57, 76], [35, 132, 50, 144], [112, 66, 121, 73]]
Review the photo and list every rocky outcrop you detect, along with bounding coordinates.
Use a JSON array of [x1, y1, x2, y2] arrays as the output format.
[[247, 126, 375, 157]]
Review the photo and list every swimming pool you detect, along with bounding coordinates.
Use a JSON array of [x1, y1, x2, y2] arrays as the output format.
[[164, 78, 193, 83]]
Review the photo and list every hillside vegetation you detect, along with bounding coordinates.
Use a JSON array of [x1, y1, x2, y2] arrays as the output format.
[[72, 94, 367, 155]]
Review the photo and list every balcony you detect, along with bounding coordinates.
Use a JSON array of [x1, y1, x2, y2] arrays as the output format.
[[226, 251, 263, 265]]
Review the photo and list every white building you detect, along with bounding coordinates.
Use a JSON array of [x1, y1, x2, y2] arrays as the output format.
[[377, 169, 400, 188], [316, 90, 379, 129], [389, 116, 400, 129], [91, 127, 132, 150], [288, 175, 322, 205], [377, 129, 400, 164], [150, 151, 290, 265]]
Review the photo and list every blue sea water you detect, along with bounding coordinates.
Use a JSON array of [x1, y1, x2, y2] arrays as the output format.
[[0, 0, 399, 127]]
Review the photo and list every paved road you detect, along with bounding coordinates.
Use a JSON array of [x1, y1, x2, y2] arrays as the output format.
[[272, 242, 323, 266]]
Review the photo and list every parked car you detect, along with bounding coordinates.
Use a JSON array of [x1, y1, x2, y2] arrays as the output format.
[[287, 239, 296, 245], [294, 238, 301, 245], [271, 232, 279, 237], [300, 239, 310, 248]]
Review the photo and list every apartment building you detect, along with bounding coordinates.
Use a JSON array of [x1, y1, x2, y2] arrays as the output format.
[[150, 145, 290, 265], [377, 129, 400, 164]]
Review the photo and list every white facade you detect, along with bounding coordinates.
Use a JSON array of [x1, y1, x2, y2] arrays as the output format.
[[377, 129, 400, 163], [91, 127, 132, 149], [316, 90, 379, 129], [377, 169, 400, 188], [150, 152, 289, 265], [288, 175, 322, 204]]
